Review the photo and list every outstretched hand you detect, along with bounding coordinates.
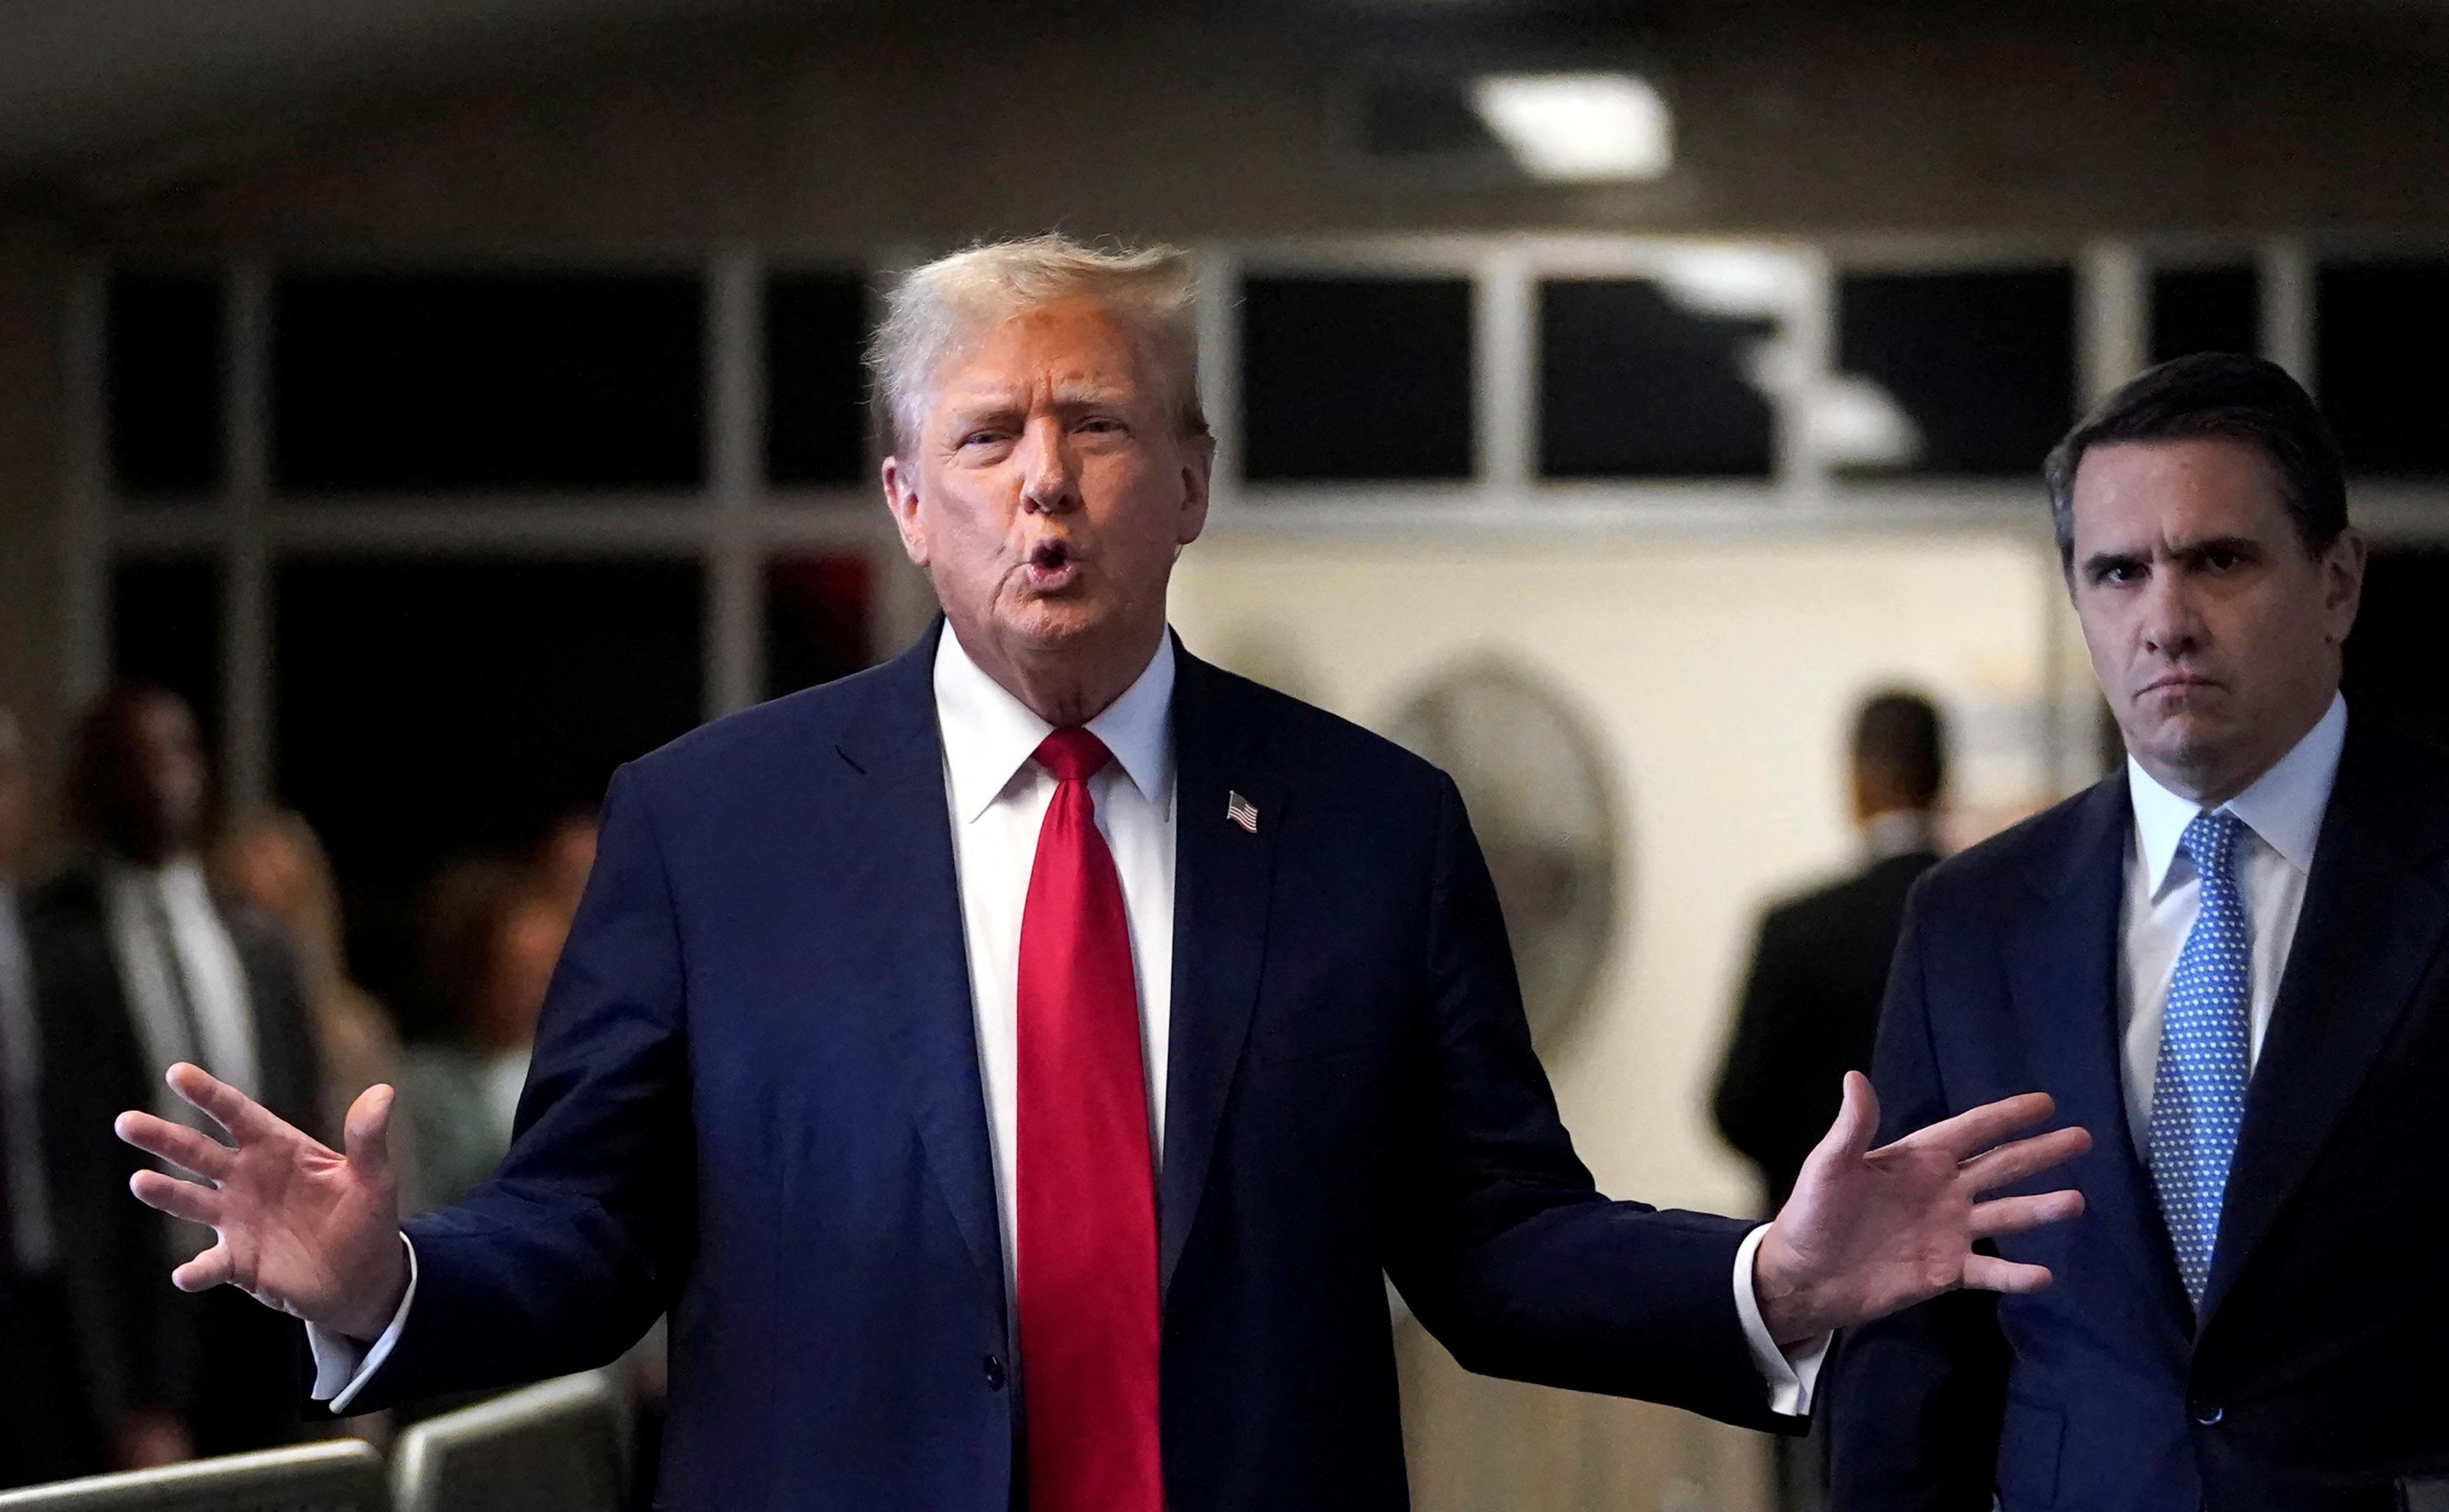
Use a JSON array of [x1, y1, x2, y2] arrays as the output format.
[[115, 1063, 410, 1342], [1752, 1072, 2090, 1346]]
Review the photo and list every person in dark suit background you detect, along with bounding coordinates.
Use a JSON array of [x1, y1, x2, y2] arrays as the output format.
[[1716, 689, 1949, 1217], [0, 702, 107, 1486], [1714, 689, 1947, 1512], [1832, 353, 2449, 1509], [25, 684, 323, 1469], [114, 235, 2086, 1512]]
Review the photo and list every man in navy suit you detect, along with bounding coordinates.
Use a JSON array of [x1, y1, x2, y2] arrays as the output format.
[[115, 235, 2086, 1511], [1830, 353, 2449, 1511]]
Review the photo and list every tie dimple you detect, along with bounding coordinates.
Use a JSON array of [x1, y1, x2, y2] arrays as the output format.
[[1034, 728, 1113, 786], [2149, 807, 2254, 1312]]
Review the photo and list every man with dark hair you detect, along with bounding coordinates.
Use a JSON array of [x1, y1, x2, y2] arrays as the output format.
[[1717, 689, 1950, 1214], [1717, 689, 1948, 1512], [23, 684, 323, 1468], [1832, 353, 2449, 1508]]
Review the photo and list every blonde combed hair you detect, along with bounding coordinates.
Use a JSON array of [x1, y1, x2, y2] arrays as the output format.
[[867, 233, 1208, 456]]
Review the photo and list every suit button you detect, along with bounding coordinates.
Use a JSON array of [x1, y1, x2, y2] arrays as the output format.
[[2192, 1402, 2223, 1426], [983, 1354, 1006, 1391]]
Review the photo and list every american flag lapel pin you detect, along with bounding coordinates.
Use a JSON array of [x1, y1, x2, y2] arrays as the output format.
[[1226, 790, 1259, 833]]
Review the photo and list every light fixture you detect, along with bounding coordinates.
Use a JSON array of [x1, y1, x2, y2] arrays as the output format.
[[1469, 71, 1672, 183]]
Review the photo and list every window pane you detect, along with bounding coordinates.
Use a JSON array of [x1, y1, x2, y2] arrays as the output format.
[[2151, 266, 2260, 365], [765, 274, 871, 487], [1240, 275, 1474, 481], [2317, 260, 2449, 476], [1835, 267, 2076, 477], [1538, 278, 1774, 479], [2346, 547, 2449, 751], [110, 557, 221, 739], [765, 552, 876, 698], [108, 274, 224, 499], [274, 560, 703, 1031], [272, 273, 705, 492]]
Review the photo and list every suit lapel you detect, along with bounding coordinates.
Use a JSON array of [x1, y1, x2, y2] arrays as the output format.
[[834, 625, 1006, 1328], [2007, 774, 2196, 1340], [2202, 723, 2449, 1323], [1159, 645, 1284, 1302]]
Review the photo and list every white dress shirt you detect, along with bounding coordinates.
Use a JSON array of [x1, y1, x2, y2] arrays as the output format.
[[2117, 694, 2346, 1161], [320, 625, 1818, 1416], [101, 856, 260, 1113]]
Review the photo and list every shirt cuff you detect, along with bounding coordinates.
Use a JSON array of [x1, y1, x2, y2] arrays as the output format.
[[1733, 1223, 1830, 1418], [307, 1233, 418, 1414]]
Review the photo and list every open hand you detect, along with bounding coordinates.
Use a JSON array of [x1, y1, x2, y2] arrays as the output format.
[[115, 1062, 409, 1342], [1752, 1072, 2090, 1346]]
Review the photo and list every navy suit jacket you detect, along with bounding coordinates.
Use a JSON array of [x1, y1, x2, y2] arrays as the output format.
[[1830, 717, 2449, 1512], [349, 626, 1789, 1510]]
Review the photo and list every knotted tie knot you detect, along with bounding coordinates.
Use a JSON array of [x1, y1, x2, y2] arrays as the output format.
[[1034, 728, 1113, 785], [2181, 808, 2243, 888]]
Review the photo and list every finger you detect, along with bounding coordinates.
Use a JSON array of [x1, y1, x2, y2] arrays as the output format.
[[171, 1244, 235, 1293], [1968, 1188, 2085, 1240], [129, 1168, 224, 1228], [1960, 1126, 2093, 1194], [1788, 1072, 1879, 1204], [344, 1083, 396, 1185], [165, 1063, 279, 1145], [1962, 1254, 2055, 1294], [1907, 1091, 2059, 1163], [114, 1110, 236, 1182]]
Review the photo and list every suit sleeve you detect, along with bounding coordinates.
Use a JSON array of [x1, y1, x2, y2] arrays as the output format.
[[1383, 774, 1792, 1434], [1827, 884, 2008, 1511], [341, 762, 696, 1411]]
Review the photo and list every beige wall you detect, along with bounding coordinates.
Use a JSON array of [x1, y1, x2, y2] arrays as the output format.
[[1168, 525, 2086, 1511]]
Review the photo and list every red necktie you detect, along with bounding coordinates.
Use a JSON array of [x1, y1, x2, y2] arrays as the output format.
[[1017, 728, 1163, 1512]]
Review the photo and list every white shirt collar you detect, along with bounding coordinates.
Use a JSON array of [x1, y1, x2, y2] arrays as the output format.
[[932, 624, 1176, 825], [2128, 691, 2347, 899], [1861, 810, 1940, 863]]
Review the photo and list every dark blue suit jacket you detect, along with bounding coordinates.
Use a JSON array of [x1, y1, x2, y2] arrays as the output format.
[[1830, 717, 2449, 1512], [349, 626, 1789, 1510]]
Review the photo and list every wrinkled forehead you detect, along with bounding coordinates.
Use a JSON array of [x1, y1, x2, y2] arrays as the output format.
[[2071, 437, 2295, 550], [922, 296, 1181, 422]]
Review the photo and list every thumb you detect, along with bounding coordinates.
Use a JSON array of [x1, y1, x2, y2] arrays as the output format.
[[1810, 1070, 1879, 1171], [343, 1083, 397, 1184]]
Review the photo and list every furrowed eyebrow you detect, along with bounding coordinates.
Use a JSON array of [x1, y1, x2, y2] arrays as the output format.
[[2169, 535, 2262, 562], [2082, 550, 2146, 580]]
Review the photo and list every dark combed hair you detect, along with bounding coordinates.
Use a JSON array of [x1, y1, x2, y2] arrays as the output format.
[[1853, 689, 1946, 810], [2043, 352, 2348, 573]]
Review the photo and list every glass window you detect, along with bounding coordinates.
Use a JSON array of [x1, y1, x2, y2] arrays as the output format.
[[765, 274, 872, 487], [1835, 267, 2077, 477], [1239, 274, 1475, 481], [274, 559, 703, 1028], [1538, 278, 1775, 479], [2344, 546, 2449, 751], [110, 557, 221, 739], [272, 272, 705, 493], [2151, 266, 2260, 366], [765, 552, 876, 698], [2316, 260, 2449, 476], [108, 274, 224, 499]]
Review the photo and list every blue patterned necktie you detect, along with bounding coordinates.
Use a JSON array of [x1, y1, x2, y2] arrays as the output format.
[[2149, 809, 2254, 1312]]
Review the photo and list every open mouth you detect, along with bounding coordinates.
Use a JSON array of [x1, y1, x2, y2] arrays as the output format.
[[1023, 539, 1079, 590]]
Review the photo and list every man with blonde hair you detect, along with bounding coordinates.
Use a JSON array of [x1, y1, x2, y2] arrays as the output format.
[[119, 235, 2085, 1511]]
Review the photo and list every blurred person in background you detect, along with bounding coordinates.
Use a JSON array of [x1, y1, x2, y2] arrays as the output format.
[[0, 704, 103, 1486], [1713, 688, 1947, 1512], [114, 236, 2086, 1512], [532, 811, 598, 925], [399, 858, 563, 1211], [1716, 690, 1949, 1215], [24, 682, 323, 1467], [1834, 355, 2449, 1509], [212, 807, 406, 1156]]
